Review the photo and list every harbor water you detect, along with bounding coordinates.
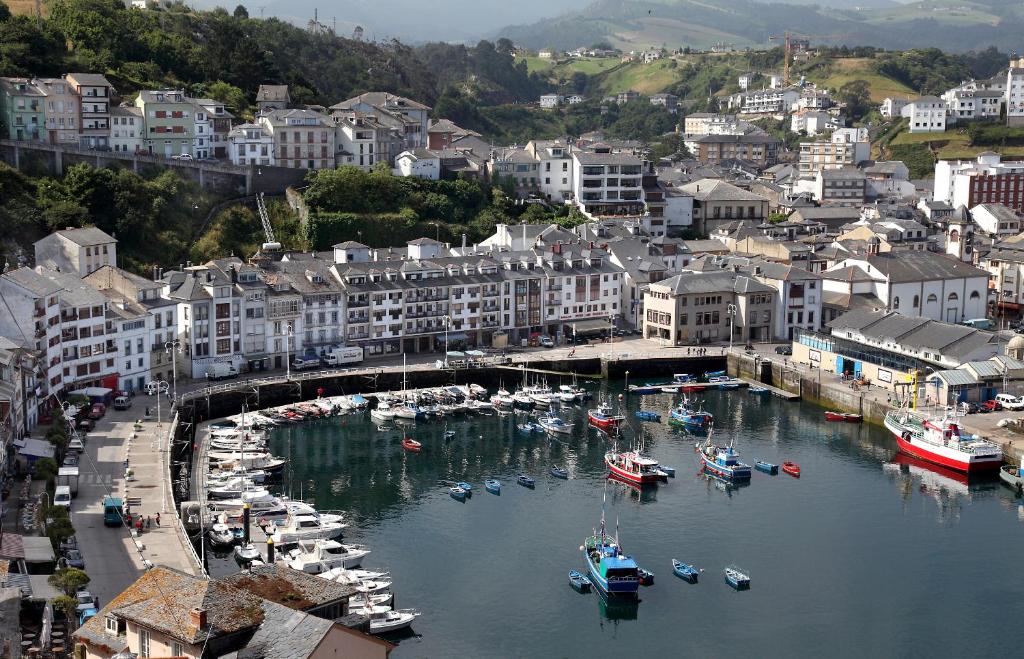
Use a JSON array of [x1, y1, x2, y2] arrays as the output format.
[[210, 385, 1024, 657]]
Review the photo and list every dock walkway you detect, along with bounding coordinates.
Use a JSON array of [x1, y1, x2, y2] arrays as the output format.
[[739, 378, 801, 401]]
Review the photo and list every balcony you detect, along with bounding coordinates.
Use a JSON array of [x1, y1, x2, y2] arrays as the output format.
[[61, 330, 78, 342], [348, 299, 369, 308], [33, 307, 45, 318], [787, 299, 805, 308], [348, 315, 369, 324]]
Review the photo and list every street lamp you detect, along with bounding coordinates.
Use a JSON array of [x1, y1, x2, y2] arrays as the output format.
[[164, 340, 182, 404], [285, 322, 294, 379], [726, 303, 737, 351], [608, 314, 614, 344], [442, 315, 452, 367], [151, 379, 169, 426]]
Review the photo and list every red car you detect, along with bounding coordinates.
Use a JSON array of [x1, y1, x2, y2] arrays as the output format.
[[88, 403, 106, 420], [981, 400, 1001, 412]]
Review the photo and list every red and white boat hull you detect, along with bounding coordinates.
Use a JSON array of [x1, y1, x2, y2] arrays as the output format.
[[893, 433, 1001, 473], [605, 456, 663, 484], [588, 412, 622, 431]]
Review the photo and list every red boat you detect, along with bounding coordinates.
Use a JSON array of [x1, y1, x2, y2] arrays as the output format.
[[401, 438, 422, 452], [588, 401, 625, 432], [782, 461, 801, 477], [605, 450, 667, 484], [824, 411, 862, 423], [680, 385, 703, 393]]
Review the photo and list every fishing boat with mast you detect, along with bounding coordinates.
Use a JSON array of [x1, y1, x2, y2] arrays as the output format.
[[581, 491, 641, 599], [696, 426, 752, 481], [605, 445, 668, 484], [668, 396, 713, 431], [884, 402, 1002, 473], [588, 398, 625, 432]]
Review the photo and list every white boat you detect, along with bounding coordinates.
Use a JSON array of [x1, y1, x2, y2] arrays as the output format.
[[469, 383, 488, 398], [207, 479, 264, 500], [393, 402, 423, 420], [207, 490, 284, 515], [234, 542, 261, 563], [491, 389, 515, 408], [208, 466, 267, 484], [280, 500, 345, 526], [208, 452, 286, 472], [351, 604, 420, 634], [370, 401, 395, 422], [538, 413, 574, 435], [467, 399, 493, 412], [285, 539, 370, 573], [884, 406, 1002, 474], [512, 391, 534, 408], [270, 514, 347, 544], [207, 522, 236, 548], [558, 385, 578, 403], [525, 385, 555, 406], [318, 567, 390, 582]]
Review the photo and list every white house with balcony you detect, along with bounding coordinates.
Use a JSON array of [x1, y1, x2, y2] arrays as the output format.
[[571, 151, 645, 218]]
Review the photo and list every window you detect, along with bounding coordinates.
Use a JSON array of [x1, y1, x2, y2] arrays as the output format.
[[139, 629, 151, 657], [926, 294, 937, 304], [913, 295, 919, 308], [969, 290, 980, 300], [948, 292, 958, 302], [892, 297, 899, 309]]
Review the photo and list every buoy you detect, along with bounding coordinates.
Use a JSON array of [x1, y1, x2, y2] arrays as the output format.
[[618, 394, 624, 400]]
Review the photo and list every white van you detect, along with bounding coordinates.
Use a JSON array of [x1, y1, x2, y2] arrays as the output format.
[[113, 395, 131, 410], [995, 393, 1024, 410], [54, 485, 72, 510], [206, 362, 239, 381], [324, 347, 364, 366]]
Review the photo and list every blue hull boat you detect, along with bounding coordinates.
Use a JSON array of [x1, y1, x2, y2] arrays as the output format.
[[583, 535, 641, 598], [517, 474, 535, 488], [456, 481, 473, 492], [627, 384, 661, 395], [725, 565, 750, 590], [672, 559, 699, 583], [718, 382, 740, 390], [484, 479, 501, 494], [569, 569, 592, 592], [551, 466, 569, 479], [661, 466, 676, 478], [449, 486, 467, 501], [755, 461, 778, 475], [698, 432, 752, 481], [634, 410, 661, 422]]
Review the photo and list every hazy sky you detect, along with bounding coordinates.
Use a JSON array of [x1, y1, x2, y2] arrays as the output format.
[[209, 0, 594, 42]]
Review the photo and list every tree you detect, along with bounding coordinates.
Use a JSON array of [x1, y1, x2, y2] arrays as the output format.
[[204, 80, 247, 113], [34, 457, 58, 481], [838, 79, 872, 121], [54, 595, 80, 627], [48, 567, 91, 597], [233, 4, 248, 19]]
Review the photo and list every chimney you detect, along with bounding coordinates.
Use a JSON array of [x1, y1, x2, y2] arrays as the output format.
[[190, 608, 207, 630], [461, 233, 467, 249], [153, 265, 158, 281]]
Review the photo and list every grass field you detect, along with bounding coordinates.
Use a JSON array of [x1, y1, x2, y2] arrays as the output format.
[[860, 0, 1000, 27], [810, 58, 915, 103], [518, 56, 621, 80], [5, 0, 44, 16], [594, 59, 685, 95], [884, 125, 1024, 159]]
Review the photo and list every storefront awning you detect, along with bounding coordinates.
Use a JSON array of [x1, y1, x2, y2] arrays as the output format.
[[567, 319, 612, 335]]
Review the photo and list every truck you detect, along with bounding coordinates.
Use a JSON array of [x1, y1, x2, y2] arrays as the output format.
[[206, 362, 239, 381], [58, 466, 80, 497], [324, 346, 364, 366], [291, 356, 321, 371]]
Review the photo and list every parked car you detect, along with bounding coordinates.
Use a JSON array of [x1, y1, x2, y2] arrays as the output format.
[[76, 590, 99, 615], [75, 418, 94, 432], [68, 437, 85, 452], [981, 399, 1002, 412], [170, 153, 193, 161], [960, 402, 980, 415], [538, 335, 554, 348], [88, 403, 105, 420], [775, 345, 792, 355], [62, 454, 79, 467], [62, 549, 85, 569], [54, 485, 72, 510], [113, 395, 132, 410], [995, 393, 1024, 411], [59, 535, 78, 553]]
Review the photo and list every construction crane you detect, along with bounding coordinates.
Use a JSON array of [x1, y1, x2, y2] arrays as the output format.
[[767, 31, 846, 86], [257, 193, 281, 252]]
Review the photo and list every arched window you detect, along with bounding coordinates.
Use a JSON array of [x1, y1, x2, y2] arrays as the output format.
[[913, 295, 920, 308], [893, 297, 900, 309], [926, 294, 938, 304], [948, 292, 958, 301], [969, 290, 980, 300]]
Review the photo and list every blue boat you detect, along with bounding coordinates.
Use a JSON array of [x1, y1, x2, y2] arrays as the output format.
[[697, 430, 752, 481], [718, 382, 740, 390], [724, 565, 750, 590], [550, 466, 569, 479], [456, 481, 473, 491], [704, 370, 727, 379], [569, 569, 592, 592], [449, 486, 467, 501], [517, 474, 536, 488], [673, 373, 694, 383], [516, 423, 533, 434], [582, 534, 641, 599], [529, 422, 546, 434], [444, 430, 456, 439], [672, 559, 699, 583], [668, 402, 713, 431], [661, 466, 676, 478], [627, 384, 661, 395], [484, 479, 501, 494], [755, 460, 779, 475], [634, 410, 661, 422]]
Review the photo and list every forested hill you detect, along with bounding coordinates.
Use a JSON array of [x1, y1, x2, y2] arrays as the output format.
[[0, 0, 439, 108]]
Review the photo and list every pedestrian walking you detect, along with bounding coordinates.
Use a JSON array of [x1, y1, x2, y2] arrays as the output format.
[[155, 512, 161, 526], [135, 517, 143, 534], [146, 515, 151, 529]]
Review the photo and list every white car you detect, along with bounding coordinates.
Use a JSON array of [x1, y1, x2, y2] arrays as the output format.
[[68, 437, 85, 452], [995, 393, 1024, 410]]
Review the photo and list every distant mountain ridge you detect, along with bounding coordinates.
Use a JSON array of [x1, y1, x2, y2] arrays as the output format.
[[497, 0, 1024, 53]]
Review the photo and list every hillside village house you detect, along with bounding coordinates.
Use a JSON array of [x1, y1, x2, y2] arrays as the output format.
[[64, 72, 114, 149], [258, 108, 335, 170], [880, 97, 909, 119], [135, 90, 194, 158], [110, 105, 143, 154], [970, 203, 1021, 237], [901, 96, 947, 133], [395, 148, 441, 180], [255, 83, 290, 114], [643, 272, 775, 345], [34, 77, 79, 145], [679, 179, 769, 234], [228, 123, 275, 166], [571, 151, 645, 218], [0, 77, 45, 141]]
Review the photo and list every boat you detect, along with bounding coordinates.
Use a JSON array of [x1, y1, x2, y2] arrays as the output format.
[[443, 430, 456, 440], [724, 565, 750, 590], [233, 542, 261, 564], [538, 412, 574, 435], [588, 400, 625, 432], [370, 402, 395, 422], [696, 429, 752, 481], [755, 461, 779, 475], [550, 466, 569, 479], [517, 474, 535, 488], [491, 389, 515, 408], [673, 373, 694, 383], [356, 604, 420, 634], [824, 411, 862, 423], [1000, 465, 1024, 493], [660, 385, 680, 394], [270, 513, 346, 545], [569, 570, 592, 592], [782, 461, 801, 477], [516, 423, 534, 434], [558, 385, 578, 403], [669, 401, 713, 431], [605, 450, 667, 484], [455, 481, 472, 492], [484, 479, 501, 494], [661, 466, 676, 478], [637, 568, 654, 586], [634, 410, 661, 422], [286, 539, 370, 573], [718, 382, 740, 390], [512, 391, 535, 409], [449, 486, 467, 501], [394, 402, 425, 420], [626, 384, 661, 395], [749, 386, 770, 394], [582, 534, 640, 599], [207, 522, 236, 548], [401, 437, 422, 452], [884, 406, 1002, 473], [704, 370, 727, 379], [672, 559, 699, 583]]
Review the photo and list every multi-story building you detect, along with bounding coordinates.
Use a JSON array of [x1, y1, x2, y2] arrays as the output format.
[[34, 226, 118, 277], [738, 88, 799, 115], [110, 105, 143, 154], [971, 203, 1021, 237], [0, 77, 46, 141], [933, 152, 1024, 212], [329, 92, 431, 163], [685, 132, 780, 167], [64, 73, 114, 149], [34, 77, 79, 144], [135, 90, 194, 158], [643, 271, 775, 345], [901, 96, 947, 133], [256, 84, 290, 114], [259, 108, 335, 170], [683, 113, 740, 136], [880, 97, 909, 119], [334, 111, 383, 170], [571, 150, 645, 218], [1006, 59, 1024, 127], [195, 97, 234, 158], [943, 88, 1002, 123], [489, 147, 540, 194], [790, 109, 839, 137], [983, 234, 1024, 319], [526, 139, 574, 201], [395, 149, 440, 179], [539, 93, 563, 108], [192, 101, 213, 159], [815, 167, 867, 206], [798, 130, 870, 178], [649, 93, 678, 112], [227, 123, 275, 166], [678, 178, 769, 234], [0, 336, 39, 447]]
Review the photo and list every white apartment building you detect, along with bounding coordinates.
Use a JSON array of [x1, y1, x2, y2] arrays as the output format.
[[571, 151, 645, 218], [880, 97, 909, 119], [1007, 60, 1024, 127], [798, 131, 870, 178], [942, 88, 1002, 123], [34, 226, 117, 277], [739, 89, 800, 115], [791, 110, 836, 137], [335, 111, 382, 170], [901, 96, 947, 133], [110, 105, 143, 154], [192, 103, 213, 159], [227, 123, 274, 166], [933, 152, 1024, 213], [526, 139, 575, 201], [539, 94, 563, 108]]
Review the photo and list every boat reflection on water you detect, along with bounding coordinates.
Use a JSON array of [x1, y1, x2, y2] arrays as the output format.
[[882, 453, 999, 521], [700, 468, 751, 496], [606, 472, 659, 503], [597, 590, 639, 621]]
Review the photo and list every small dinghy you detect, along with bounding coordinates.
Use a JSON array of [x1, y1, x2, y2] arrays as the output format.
[[1000, 464, 1024, 494], [569, 569, 592, 592], [749, 386, 770, 394], [484, 479, 501, 494], [824, 411, 862, 423], [234, 542, 261, 564], [724, 565, 750, 590], [782, 461, 801, 477], [634, 410, 661, 422], [517, 474, 536, 488], [516, 423, 533, 434], [455, 481, 473, 492], [672, 559, 699, 583], [550, 466, 569, 479], [401, 438, 422, 452], [660, 466, 676, 478], [638, 568, 655, 586], [449, 486, 467, 501], [755, 460, 779, 475], [444, 430, 456, 440]]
